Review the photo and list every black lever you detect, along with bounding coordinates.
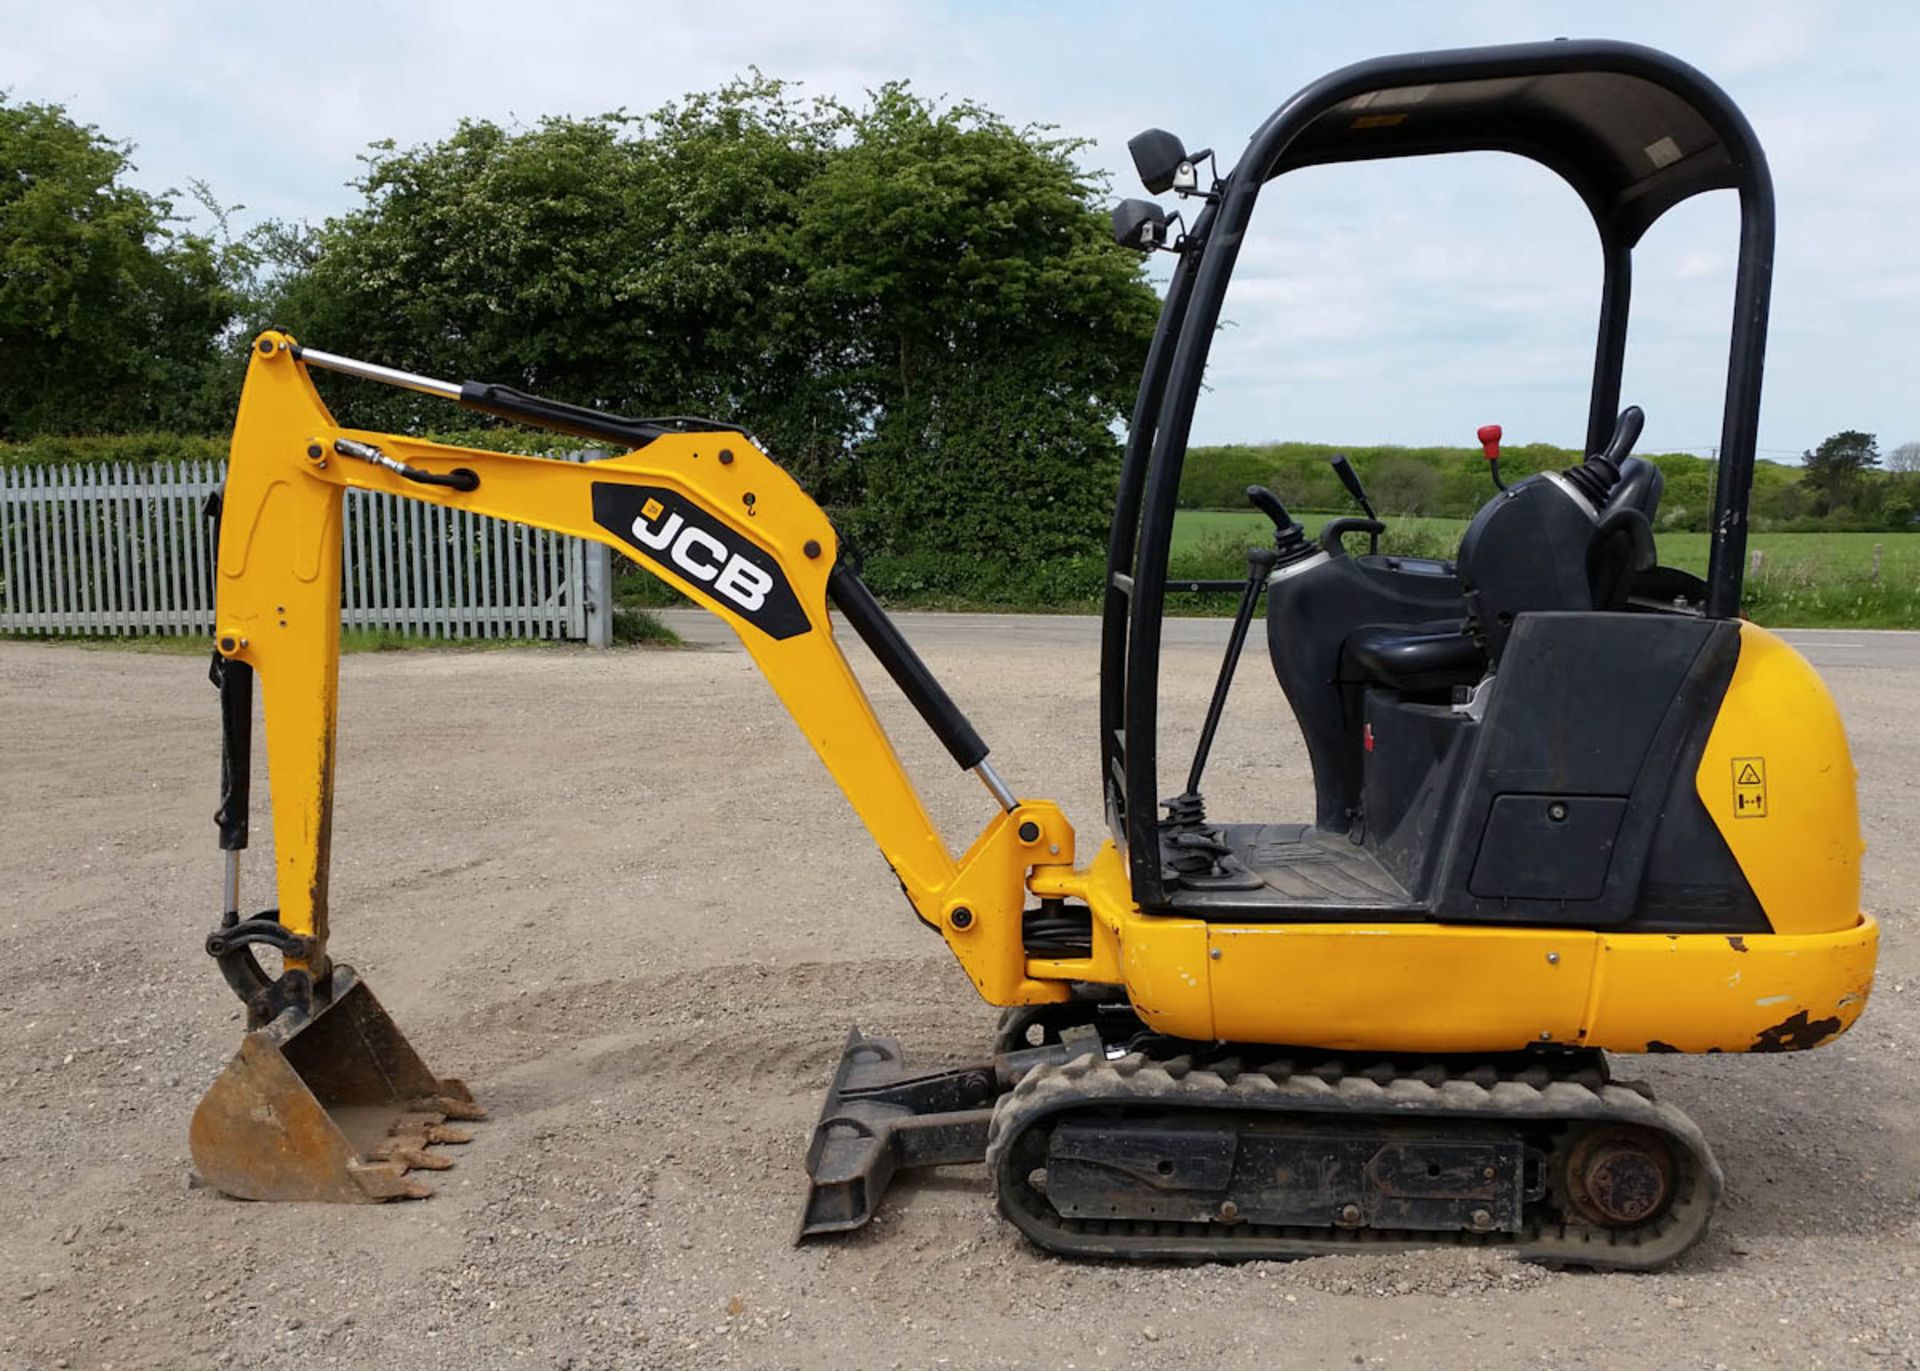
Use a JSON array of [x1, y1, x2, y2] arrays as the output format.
[[1181, 543, 1281, 801], [1327, 454, 1378, 553], [1247, 484, 1291, 531], [1565, 406, 1647, 505], [459, 381, 669, 449], [828, 565, 990, 774], [1318, 516, 1388, 557], [1477, 425, 1507, 492], [1598, 405, 1645, 472], [458, 380, 756, 450], [1246, 485, 1316, 566], [1329, 453, 1376, 521]]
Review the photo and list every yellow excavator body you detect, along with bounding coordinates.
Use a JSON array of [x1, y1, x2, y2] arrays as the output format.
[[192, 335, 1872, 1230], [189, 39, 1877, 1267]]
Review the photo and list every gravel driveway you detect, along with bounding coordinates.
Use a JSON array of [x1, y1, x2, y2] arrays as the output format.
[[1, 616, 1913, 1369]]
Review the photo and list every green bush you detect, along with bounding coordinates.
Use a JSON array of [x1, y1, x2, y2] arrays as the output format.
[[0, 428, 591, 471], [611, 607, 679, 645], [0, 98, 249, 439], [856, 548, 1106, 610], [1178, 440, 1920, 536], [1169, 521, 1459, 583], [0, 432, 226, 468], [260, 81, 1156, 557], [1178, 440, 1578, 515], [850, 358, 1124, 566]]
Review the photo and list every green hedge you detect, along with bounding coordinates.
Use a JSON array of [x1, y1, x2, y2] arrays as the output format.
[[0, 427, 600, 471], [1179, 441, 1844, 535], [0, 432, 226, 469]]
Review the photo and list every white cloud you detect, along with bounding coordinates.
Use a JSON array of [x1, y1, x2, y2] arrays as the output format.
[[3, 0, 1913, 452], [1714, 0, 1835, 75]]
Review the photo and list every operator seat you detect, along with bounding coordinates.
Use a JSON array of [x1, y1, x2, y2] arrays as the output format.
[[1340, 409, 1660, 690], [1454, 409, 1659, 663]]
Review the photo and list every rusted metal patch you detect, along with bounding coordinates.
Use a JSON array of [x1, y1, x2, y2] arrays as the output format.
[[1751, 1009, 1843, 1053]]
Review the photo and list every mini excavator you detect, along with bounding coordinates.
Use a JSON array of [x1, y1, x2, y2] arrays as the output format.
[[191, 41, 1875, 1270]]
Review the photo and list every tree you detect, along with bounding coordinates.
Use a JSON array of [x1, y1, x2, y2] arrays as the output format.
[[258, 85, 852, 485], [1366, 455, 1444, 516], [797, 84, 1159, 560], [0, 97, 244, 437], [1800, 430, 1879, 511], [258, 80, 1159, 566], [1881, 476, 1920, 529], [1888, 441, 1920, 474]]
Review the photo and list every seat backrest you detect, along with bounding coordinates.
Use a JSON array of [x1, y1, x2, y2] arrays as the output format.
[[1455, 473, 1602, 662]]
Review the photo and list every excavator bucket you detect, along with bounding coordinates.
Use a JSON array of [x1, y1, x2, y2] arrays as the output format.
[[189, 966, 482, 1203]]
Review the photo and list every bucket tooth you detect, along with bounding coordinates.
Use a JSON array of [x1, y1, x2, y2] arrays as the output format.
[[387, 1111, 476, 1142], [345, 1160, 436, 1200], [370, 1141, 457, 1171], [410, 1092, 487, 1122], [395, 1120, 474, 1146], [188, 965, 480, 1203]]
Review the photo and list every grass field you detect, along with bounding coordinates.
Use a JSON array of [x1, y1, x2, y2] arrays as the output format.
[[1175, 509, 1920, 579], [1174, 510, 1466, 558], [1173, 509, 1920, 627]]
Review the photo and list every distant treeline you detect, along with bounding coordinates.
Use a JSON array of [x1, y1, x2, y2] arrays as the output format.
[[1180, 441, 1920, 533]]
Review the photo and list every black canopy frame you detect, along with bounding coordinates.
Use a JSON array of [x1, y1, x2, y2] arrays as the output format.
[[1101, 39, 1777, 909]]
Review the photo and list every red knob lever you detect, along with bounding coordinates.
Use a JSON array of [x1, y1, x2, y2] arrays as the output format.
[[1476, 424, 1503, 462]]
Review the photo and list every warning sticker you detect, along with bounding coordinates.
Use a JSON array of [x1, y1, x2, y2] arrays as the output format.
[[1732, 757, 1768, 819]]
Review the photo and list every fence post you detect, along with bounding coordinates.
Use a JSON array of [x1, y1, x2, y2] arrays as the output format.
[[584, 540, 613, 648], [1749, 549, 1764, 576], [1871, 543, 1883, 586]]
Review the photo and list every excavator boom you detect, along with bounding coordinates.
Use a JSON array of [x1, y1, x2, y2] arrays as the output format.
[[192, 333, 1077, 1200]]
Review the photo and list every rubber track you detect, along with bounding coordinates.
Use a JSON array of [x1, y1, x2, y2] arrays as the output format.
[[985, 1051, 1723, 1271]]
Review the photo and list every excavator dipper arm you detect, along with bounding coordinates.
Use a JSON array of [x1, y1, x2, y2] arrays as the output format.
[[212, 332, 1075, 1014], [192, 331, 1091, 1203]]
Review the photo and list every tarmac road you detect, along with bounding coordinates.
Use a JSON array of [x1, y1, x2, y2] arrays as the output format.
[[0, 614, 1914, 1370]]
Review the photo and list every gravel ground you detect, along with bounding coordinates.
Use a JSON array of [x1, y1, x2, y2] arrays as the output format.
[[0, 620, 1913, 1370]]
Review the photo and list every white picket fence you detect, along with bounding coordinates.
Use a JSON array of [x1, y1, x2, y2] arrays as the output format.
[[0, 460, 613, 645]]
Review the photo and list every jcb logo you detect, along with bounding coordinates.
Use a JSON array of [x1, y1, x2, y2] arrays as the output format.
[[630, 497, 775, 613], [591, 482, 810, 640]]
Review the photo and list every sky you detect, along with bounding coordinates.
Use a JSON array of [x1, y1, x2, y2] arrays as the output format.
[[6, 0, 1915, 459]]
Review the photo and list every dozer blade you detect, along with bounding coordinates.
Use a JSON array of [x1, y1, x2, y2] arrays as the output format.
[[189, 965, 482, 1203], [797, 1030, 997, 1240], [796, 1027, 1099, 1241]]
